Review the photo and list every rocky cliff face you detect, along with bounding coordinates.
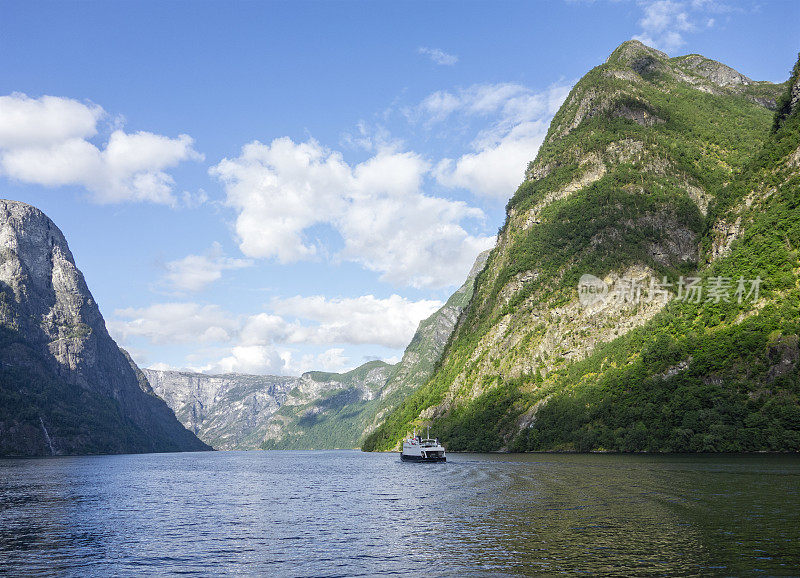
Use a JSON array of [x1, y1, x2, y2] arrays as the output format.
[[0, 200, 209, 456], [146, 250, 490, 450], [145, 363, 393, 450], [363, 41, 796, 452], [143, 370, 297, 449]]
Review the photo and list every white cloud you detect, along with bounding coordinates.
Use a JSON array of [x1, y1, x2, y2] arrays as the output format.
[[418, 83, 530, 121], [422, 82, 572, 198], [633, 1, 699, 53], [0, 93, 103, 147], [238, 313, 293, 346], [110, 292, 443, 374], [272, 294, 442, 349], [111, 294, 441, 351], [202, 345, 352, 375], [164, 242, 252, 292], [284, 347, 351, 374], [0, 93, 202, 204], [418, 47, 458, 66], [211, 81, 577, 286], [433, 119, 550, 197], [109, 302, 240, 345], [339, 193, 491, 287], [211, 137, 494, 288], [211, 138, 350, 262], [211, 345, 289, 374]]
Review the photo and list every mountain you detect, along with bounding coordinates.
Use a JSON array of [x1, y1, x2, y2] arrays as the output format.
[[143, 370, 298, 449], [363, 41, 798, 452], [0, 200, 210, 456], [144, 362, 394, 450], [144, 250, 490, 450], [258, 360, 395, 450]]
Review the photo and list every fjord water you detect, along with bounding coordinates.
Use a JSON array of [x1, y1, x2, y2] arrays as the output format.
[[1, 452, 798, 576]]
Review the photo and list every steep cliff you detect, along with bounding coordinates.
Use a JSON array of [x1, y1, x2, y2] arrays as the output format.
[[146, 250, 490, 450], [363, 42, 796, 452], [0, 200, 210, 456]]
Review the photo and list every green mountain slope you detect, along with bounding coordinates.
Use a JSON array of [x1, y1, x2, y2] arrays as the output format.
[[259, 361, 395, 449], [511, 55, 800, 452], [363, 41, 795, 452]]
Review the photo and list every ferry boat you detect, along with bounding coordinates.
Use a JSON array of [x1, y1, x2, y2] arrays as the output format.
[[400, 428, 446, 462]]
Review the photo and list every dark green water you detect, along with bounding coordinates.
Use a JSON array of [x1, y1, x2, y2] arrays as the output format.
[[0, 451, 798, 576]]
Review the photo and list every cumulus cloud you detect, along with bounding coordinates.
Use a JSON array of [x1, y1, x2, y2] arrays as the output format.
[[633, 0, 694, 52], [201, 345, 352, 375], [211, 138, 494, 288], [272, 294, 442, 349], [210, 345, 289, 375], [416, 82, 572, 198], [164, 242, 252, 292], [110, 292, 443, 374], [112, 294, 442, 350], [632, 0, 732, 53], [0, 94, 103, 147], [238, 313, 292, 345], [433, 120, 550, 197], [109, 302, 240, 345], [418, 47, 459, 66], [0, 93, 203, 204]]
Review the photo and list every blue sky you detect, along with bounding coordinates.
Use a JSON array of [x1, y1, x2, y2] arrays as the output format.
[[0, 0, 797, 375]]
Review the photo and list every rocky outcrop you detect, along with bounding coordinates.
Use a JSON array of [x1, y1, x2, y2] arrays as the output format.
[[791, 73, 800, 111], [677, 54, 753, 87], [0, 200, 209, 456]]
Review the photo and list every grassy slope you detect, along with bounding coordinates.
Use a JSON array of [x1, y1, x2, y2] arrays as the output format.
[[364, 44, 792, 452]]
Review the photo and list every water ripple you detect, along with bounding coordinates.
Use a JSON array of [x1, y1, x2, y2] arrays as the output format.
[[1, 451, 799, 575]]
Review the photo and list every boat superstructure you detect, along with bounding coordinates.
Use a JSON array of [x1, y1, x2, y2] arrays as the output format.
[[400, 427, 446, 462]]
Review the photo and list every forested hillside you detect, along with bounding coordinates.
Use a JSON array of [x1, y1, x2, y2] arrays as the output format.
[[364, 42, 798, 453]]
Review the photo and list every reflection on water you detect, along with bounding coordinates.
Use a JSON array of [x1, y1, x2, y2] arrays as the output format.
[[1, 451, 798, 576]]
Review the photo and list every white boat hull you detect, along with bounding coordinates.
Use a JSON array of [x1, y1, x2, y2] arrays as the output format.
[[400, 453, 446, 463], [400, 435, 446, 462]]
